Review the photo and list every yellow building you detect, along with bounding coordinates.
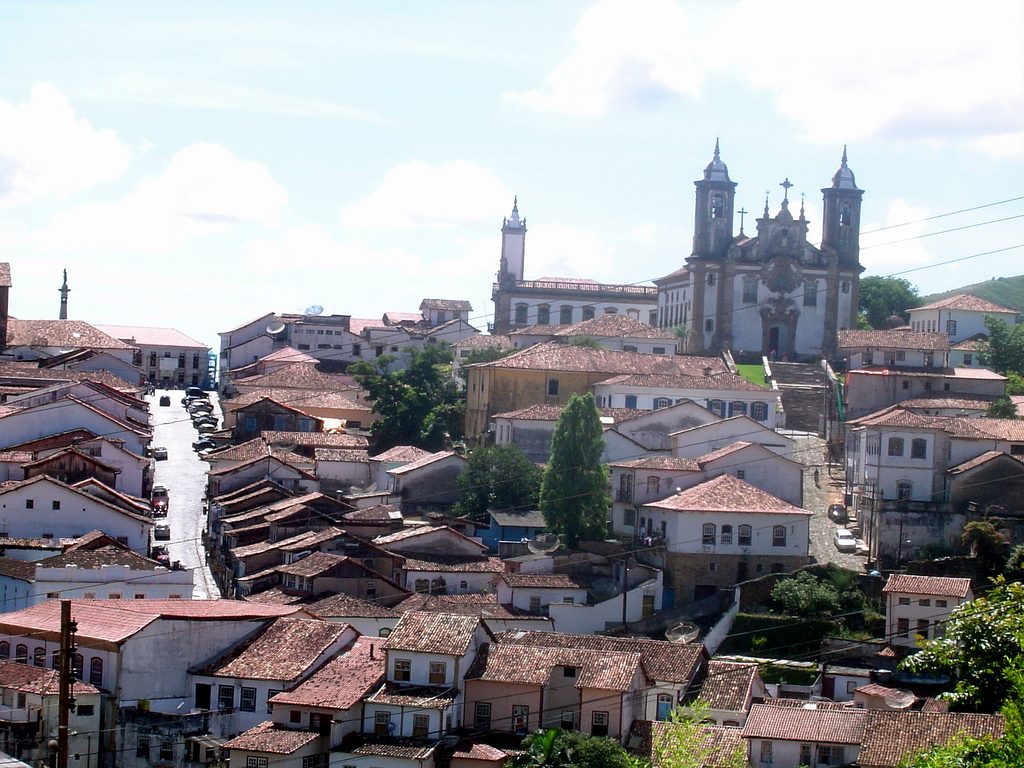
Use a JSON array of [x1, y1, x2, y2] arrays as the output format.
[[465, 342, 724, 440]]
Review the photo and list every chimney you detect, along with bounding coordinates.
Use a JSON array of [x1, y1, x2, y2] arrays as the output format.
[[369, 643, 375, 660], [703, 366, 712, 377]]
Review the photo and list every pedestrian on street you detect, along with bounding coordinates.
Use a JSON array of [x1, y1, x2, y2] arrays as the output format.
[[813, 467, 820, 487]]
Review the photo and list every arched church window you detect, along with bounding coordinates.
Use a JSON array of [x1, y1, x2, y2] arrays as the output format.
[[803, 280, 818, 307], [537, 305, 550, 325], [840, 204, 851, 226], [559, 305, 573, 325], [604, 307, 618, 315], [515, 304, 528, 325], [707, 273, 716, 286], [841, 281, 850, 294], [711, 194, 723, 219], [582, 306, 595, 321]]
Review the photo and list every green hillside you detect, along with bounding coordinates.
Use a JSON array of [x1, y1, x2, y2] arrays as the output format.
[[920, 274, 1024, 312]]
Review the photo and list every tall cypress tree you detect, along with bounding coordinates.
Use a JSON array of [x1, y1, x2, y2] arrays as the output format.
[[540, 393, 609, 548]]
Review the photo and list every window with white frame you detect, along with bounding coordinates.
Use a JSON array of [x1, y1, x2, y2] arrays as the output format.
[[721, 525, 733, 545], [702, 523, 716, 545], [772, 526, 786, 547], [738, 525, 752, 546], [394, 658, 411, 682], [474, 702, 492, 728]]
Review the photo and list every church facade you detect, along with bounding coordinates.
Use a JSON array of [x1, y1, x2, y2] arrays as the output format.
[[657, 144, 864, 360], [490, 200, 658, 335]]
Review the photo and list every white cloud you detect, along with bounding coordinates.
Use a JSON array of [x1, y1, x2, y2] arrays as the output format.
[[33, 143, 287, 253], [506, 0, 700, 117], [521, 222, 616, 280], [0, 84, 132, 205], [509, 0, 1024, 151], [859, 199, 934, 275], [242, 224, 423, 275], [341, 160, 511, 229]]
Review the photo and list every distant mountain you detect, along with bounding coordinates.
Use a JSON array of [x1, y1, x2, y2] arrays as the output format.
[[920, 275, 1024, 312]]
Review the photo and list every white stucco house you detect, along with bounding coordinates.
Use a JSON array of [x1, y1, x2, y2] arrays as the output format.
[[882, 573, 972, 649], [908, 293, 1017, 343]]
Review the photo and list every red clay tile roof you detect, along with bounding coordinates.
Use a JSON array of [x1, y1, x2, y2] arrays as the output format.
[[392, 593, 522, 619], [270, 637, 384, 709], [276, 552, 348, 578], [900, 395, 997, 410], [552, 314, 677, 340], [859, 710, 1005, 768], [420, 299, 472, 311], [94, 324, 207, 349], [946, 450, 1017, 475], [350, 739, 436, 760], [913, 293, 1017, 314], [383, 611, 482, 656], [646, 474, 810, 515], [493, 404, 648, 422], [497, 630, 705, 685], [500, 573, 584, 589], [402, 555, 505, 574], [207, 455, 316, 480], [609, 456, 701, 470], [853, 682, 905, 698], [342, 504, 402, 522], [38, 545, 164, 571], [951, 336, 988, 351], [598, 371, 769, 391], [0, 556, 36, 581], [882, 574, 972, 598], [262, 430, 368, 448], [238, 364, 361, 392], [373, 525, 486, 549], [387, 450, 464, 475], [367, 683, 459, 708], [699, 660, 760, 712], [467, 342, 726, 376], [242, 588, 308, 606], [0, 659, 100, 696], [742, 701, 867, 743], [205, 438, 310, 465], [455, 334, 514, 350], [838, 329, 951, 351], [195, 617, 348, 681], [315, 448, 369, 462], [222, 721, 320, 754], [371, 445, 432, 463], [225, 390, 362, 414], [6, 319, 134, 350], [306, 592, 401, 619], [626, 720, 744, 768], [0, 263, 10, 287], [467, 642, 641, 691], [450, 743, 516, 761]]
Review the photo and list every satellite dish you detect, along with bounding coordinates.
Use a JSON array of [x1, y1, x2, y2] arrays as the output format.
[[527, 533, 559, 554], [304, 305, 324, 317], [588, 577, 620, 602], [883, 689, 916, 709], [665, 622, 700, 644], [266, 321, 286, 336], [57, 348, 76, 355]]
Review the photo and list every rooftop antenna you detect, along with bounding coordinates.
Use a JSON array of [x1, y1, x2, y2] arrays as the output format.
[[527, 532, 560, 554], [665, 622, 700, 644]]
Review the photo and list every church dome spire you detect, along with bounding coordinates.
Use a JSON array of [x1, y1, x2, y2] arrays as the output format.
[[830, 145, 858, 189], [703, 138, 731, 182]]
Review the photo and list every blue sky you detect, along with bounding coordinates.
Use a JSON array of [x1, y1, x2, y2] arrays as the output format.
[[0, 0, 1021, 349]]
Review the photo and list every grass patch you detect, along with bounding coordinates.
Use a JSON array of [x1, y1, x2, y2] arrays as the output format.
[[760, 664, 820, 686], [735, 363, 768, 388], [716, 613, 833, 659]]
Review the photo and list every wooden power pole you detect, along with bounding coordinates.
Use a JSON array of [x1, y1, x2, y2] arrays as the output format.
[[57, 600, 76, 768]]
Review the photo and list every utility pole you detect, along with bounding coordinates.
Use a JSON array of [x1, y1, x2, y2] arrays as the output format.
[[57, 600, 76, 768]]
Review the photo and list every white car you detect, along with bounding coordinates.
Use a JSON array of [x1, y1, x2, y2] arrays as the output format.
[[152, 446, 168, 461], [834, 528, 857, 553]]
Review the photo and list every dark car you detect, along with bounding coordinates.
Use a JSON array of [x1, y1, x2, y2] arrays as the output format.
[[828, 504, 849, 523], [158, 395, 171, 407], [192, 437, 217, 451]]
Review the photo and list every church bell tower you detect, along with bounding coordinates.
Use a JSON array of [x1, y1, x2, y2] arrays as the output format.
[[692, 139, 737, 259], [499, 197, 527, 283], [821, 147, 864, 268]]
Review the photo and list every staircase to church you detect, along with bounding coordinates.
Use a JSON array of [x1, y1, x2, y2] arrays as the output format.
[[770, 362, 829, 434]]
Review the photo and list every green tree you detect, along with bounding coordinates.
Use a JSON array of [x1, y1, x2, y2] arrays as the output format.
[[1004, 544, 1024, 582], [568, 336, 602, 348], [902, 578, 1024, 712], [540, 393, 609, 548], [653, 703, 746, 768], [961, 521, 1008, 573], [452, 444, 541, 521], [1004, 371, 1024, 396], [350, 344, 464, 452], [858, 276, 921, 329], [982, 316, 1024, 374], [509, 729, 643, 768], [986, 398, 1017, 419], [770, 571, 842, 618]]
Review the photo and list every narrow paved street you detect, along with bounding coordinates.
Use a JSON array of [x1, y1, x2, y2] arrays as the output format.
[[147, 389, 221, 599], [790, 433, 865, 571]]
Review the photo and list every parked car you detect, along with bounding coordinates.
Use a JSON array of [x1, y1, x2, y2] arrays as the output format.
[[192, 437, 217, 451], [834, 528, 857, 552], [158, 395, 171, 407], [828, 504, 848, 523], [192, 413, 218, 425], [185, 386, 206, 398], [197, 423, 219, 434], [151, 484, 169, 516], [154, 524, 171, 541], [188, 402, 213, 414], [152, 446, 169, 461]]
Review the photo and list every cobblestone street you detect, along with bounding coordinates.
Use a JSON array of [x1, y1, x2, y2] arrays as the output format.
[[790, 433, 866, 571]]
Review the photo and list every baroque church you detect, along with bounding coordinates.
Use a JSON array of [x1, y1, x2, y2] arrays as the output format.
[[656, 143, 864, 359]]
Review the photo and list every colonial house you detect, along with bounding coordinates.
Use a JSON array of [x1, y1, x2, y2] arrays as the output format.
[[372, 526, 499, 595], [857, 710, 1005, 768], [696, 660, 767, 726], [207, 455, 319, 498], [6, 379, 149, 426], [0, 394, 151, 457], [882, 574, 972, 649], [837, 329, 950, 370], [510, 314, 680, 354], [224, 389, 373, 434], [843, 364, 1006, 420], [419, 299, 472, 327], [0, 476, 153, 554], [742, 701, 866, 768], [229, 397, 324, 442], [609, 442, 804, 539], [465, 342, 726, 440], [481, 509, 546, 552], [305, 592, 402, 638], [495, 573, 587, 615], [386, 451, 468, 513], [948, 335, 987, 368], [368, 446, 432, 491], [638, 474, 812, 602], [4, 318, 136, 365], [357, 612, 492, 744], [95, 324, 212, 389], [189, 617, 356, 736], [907, 293, 1018, 343], [670, 416, 796, 458], [593, 372, 781, 429]]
